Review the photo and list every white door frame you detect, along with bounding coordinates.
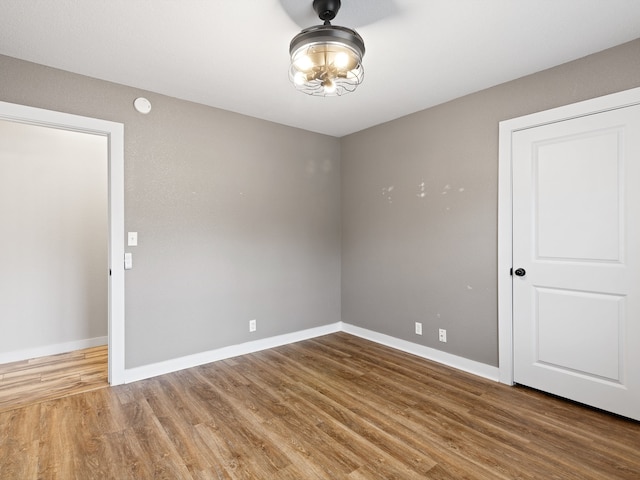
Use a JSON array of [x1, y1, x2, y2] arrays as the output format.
[[0, 101, 125, 385], [497, 86, 640, 385], [498, 87, 640, 385]]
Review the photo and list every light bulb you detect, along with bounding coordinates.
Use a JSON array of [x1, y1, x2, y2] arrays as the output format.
[[323, 79, 336, 94], [293, 54, 313, 72], [293, 71, 307, 86], [334, 52, 349, 69]]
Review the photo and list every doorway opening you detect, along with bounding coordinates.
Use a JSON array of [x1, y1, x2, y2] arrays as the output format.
[[0, 101, 125, 386]]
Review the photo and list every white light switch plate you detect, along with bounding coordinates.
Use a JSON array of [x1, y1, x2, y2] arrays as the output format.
[[128, 232, 138, 246], [124, 252, 133, 270]]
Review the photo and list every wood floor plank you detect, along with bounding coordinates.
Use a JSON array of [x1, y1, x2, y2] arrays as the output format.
[[243, 353, 437, 477], [203, 363, 364, 477], [188, 367, 297, 478], [250, 347, 499, 479], [0, 404, 41, 480], [1, 332, 639, 479], [0, 345, 108, 413], [123, 397, 195, 479], [37, 398, 77, 479]]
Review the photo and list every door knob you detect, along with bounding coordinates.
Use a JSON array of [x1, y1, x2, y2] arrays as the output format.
[[514, 268, 526, 277]]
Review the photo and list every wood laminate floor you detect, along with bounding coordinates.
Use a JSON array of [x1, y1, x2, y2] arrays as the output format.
[[0, 345, 108, 413], [1, 333, 639, 479]]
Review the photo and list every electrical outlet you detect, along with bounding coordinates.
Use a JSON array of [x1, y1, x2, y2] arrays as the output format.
[[249, 319, 257, 332], [439, 328, 447, 343], [415, 322, 422, 335]]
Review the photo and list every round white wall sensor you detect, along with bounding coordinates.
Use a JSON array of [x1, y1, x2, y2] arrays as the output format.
[[134, 97, 152, 114]]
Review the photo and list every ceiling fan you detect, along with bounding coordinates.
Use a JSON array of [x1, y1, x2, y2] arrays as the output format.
[[287, 0, 397, 96]]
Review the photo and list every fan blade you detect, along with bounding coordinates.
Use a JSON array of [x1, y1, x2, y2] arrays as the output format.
[[279, 0, 400, 28]]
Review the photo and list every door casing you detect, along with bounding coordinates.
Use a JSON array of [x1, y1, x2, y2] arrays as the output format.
[[497, 86, 640, 385], [0, 101, 125, 385]]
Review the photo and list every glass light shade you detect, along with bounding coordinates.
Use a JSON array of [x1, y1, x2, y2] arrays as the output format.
[[289, 24, 365, 96]]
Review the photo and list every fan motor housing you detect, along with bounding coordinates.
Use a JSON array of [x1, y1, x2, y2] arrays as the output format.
[[289, 24, 365, 59], [313, 0, 341, 21]]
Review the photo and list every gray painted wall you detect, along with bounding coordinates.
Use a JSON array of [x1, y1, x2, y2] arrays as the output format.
[[0, 120, 107, 355], [1, 37, 638, 372], [0, 55, 341, 368], [341, 38, 640, 366]]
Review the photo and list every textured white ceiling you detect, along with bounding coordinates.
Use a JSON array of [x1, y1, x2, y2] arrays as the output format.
[[1, 1, 639, 137]]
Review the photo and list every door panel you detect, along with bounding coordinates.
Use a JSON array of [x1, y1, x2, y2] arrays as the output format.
[[535, 129, 622, 261], [512, 104, 640, 420], [535, 287, 623, 381]]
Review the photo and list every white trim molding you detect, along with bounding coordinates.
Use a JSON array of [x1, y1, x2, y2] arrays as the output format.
[[497, 86, 640, 386], [342, 324, 500, 381], [124, 323, 342, 384], [0, 336, 108, 364], [123, 322, 500, 384]]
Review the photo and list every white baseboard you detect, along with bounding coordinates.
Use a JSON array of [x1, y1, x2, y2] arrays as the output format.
[[121, 322, 498, 385], [0, 325, 498, 386], [0, 336, 108, 364], [123, 323, 342, 384], [341, 323, 500, 382]]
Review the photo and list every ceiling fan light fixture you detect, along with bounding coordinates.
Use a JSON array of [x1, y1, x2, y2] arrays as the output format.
[[288, 1, 365, 97]]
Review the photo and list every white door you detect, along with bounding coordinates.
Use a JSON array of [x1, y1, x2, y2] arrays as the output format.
[[512, 103, 640, 421]]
